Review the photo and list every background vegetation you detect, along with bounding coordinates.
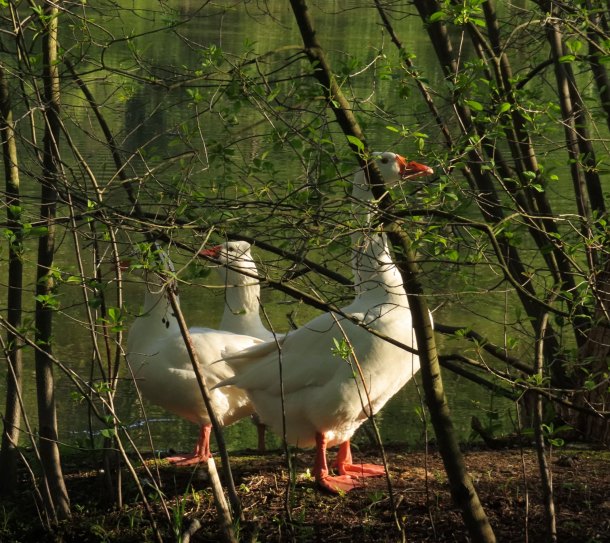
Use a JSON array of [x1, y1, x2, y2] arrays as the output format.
[[0, 1, 608, 541]]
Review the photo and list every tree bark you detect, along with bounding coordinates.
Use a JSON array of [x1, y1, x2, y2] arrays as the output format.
[[0, 56, 24, 496], [537, 1, 610, 438], [572, 259, 610, 443], [289, 1, 496, 541], [533, 312, 557, 542], [34, 1, 70, 520]]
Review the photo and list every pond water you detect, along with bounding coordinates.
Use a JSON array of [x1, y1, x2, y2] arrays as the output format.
[[0, 1, 536, 458]]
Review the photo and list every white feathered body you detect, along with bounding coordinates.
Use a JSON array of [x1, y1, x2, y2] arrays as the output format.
[[220, 233, 420, 448], [126, 276, 263, 429]]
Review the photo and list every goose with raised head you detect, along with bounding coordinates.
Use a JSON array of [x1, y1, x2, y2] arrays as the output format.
[[341, 152, 434, 469], [216, 154, 433, 492], [201, 240, 276, 452], [125, 249, 264, 466]]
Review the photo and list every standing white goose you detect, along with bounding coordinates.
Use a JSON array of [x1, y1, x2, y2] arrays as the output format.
[[201, 240, 275, 452], [125, 248, 264, 466], [217, 153, 433, 492], [342, 152, 434, 469]]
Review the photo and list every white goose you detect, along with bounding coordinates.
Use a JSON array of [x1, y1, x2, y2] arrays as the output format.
[[125, 249, 264, 465], [201, 240, 275, 452], [341, 151, 434, 478], [217, 153, 433, 492]]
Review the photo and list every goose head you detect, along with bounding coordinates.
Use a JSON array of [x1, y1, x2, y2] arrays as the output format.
[[200, 240, 259, 284], [352, 151, 433, 202]]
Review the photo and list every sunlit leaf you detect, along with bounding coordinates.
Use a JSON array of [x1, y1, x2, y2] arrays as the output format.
[[346, 135, 364, 152], [464, 99, 484, 111], [428, 11, 444, 23]]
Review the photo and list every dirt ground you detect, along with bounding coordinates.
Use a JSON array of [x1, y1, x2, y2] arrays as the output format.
[[4, 443, 609, 542]]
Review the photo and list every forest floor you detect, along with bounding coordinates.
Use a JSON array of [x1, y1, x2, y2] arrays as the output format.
[[3, 442, 609, 542]]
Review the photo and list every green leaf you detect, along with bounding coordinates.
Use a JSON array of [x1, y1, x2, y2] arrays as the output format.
[[567, 40, 583, 53], [107, 307, 121, 322], [498, 102, 511, 114], [35, 294, 59, 309], [584, 380, 596, 391], [100, 428, 116, 438], [464, 99, 484, 112], [446, 249, 459, 261], [26, 226, 49, 238], [331, 337, 352, 359], [346, 135, 364, 152], [558, 55, 575, 63], [428, 11, 444, 23], [94, 382, 113, 394]]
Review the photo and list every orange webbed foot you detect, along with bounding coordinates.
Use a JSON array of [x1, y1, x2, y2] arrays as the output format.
[[337, 462, 385, 478]]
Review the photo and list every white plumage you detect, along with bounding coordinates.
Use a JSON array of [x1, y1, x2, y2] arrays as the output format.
[[125, 251, 264, 465], [201, 240, 276, 451]]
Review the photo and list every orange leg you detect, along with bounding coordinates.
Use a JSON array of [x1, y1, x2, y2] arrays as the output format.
[[314, 433, 361, 493], [166, 424, 212, 466], [333, 441, 385, 478]]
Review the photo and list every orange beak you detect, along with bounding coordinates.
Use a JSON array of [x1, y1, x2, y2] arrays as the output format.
[[200, 245, 222, 259], [395, 154, 434, 179]]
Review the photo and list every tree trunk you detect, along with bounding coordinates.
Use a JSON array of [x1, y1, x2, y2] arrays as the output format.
[[538, 1, 610, 440], [572, 259, 610, 444], [387, 224, 497, 543], [0, 56, 24, 496], [34, 1, 70, 521], [288, 1, 496, 541]]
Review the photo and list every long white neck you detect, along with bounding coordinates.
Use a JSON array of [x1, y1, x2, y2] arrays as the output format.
[[351, 170, 376, 228], [355, 233, 406, 300], [350, 164, 406, 299], [351, 169, 379, 292], [218, 263, 274, 340], [127, 273, 181, 352]]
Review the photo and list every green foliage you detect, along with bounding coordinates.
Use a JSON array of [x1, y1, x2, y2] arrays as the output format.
[[331, 337, 353, 361], [98, 307, 125, 333], [100, 428, 116, 440], [34, 293, 60, 310]]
